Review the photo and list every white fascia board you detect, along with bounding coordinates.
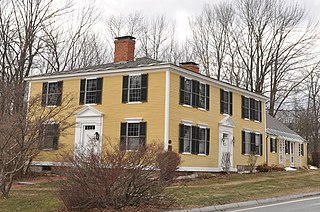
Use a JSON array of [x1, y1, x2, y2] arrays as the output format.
[[25, 63, 267, 101], [24, 64, 171, 82]]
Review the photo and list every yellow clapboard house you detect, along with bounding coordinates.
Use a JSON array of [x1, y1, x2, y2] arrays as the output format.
[[25, 36, 307, 172]]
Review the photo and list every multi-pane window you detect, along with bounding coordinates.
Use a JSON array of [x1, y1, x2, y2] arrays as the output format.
[[41, 81, 63, 106], [242, 96, 262, 122], [122, 74, 148, 103], [241, 96, 250, 119], [242, 131, 262, 156], [254, 133, 262, 155], [285, 141, 290, 154], [184, 79, 192, 105], [79, 78, 103, 104], [182, 125, 192, 153], [270, 138, 277, 153], [180, 76, 209, 110], [242, 131, 251, 155], [179, 124, 210, 155], [40, 123, 59, 150], [120, 122, 146, 151], [199, 83, 206, 109], [129, 75, 141, 102], [299, 143, 304, 156], [199, 128, 207, 154], [220, 89, 232, 115]]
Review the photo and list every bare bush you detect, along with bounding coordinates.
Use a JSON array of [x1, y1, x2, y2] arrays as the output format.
[[157, 150, 181, 181], [221, 152, 231, 174], [247, 153, 258, 173], [59, 142, 180, 211]]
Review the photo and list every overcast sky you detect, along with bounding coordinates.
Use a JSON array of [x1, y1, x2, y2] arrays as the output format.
[[93, 0, 320, 40]]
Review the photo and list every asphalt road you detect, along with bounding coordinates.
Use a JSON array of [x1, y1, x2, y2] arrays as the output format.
[[227, 195, 320, 212]]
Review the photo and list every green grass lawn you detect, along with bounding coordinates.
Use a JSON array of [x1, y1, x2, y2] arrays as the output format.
[[0, 170, 319, 211], [168, 170, 320, 209]]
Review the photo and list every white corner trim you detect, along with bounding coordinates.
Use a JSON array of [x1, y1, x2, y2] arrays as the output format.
[[164, 69, 170, 150], [125, 118, 143, 123]]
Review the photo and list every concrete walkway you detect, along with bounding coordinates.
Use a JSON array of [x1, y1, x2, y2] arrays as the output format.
[[169, 191, 320, 212]]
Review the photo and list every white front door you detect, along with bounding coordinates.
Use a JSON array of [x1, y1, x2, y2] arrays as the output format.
[[219, 131, 233, 170], [80, 124, 99, 155], [74, 106, 103, 158], [290, 142, 295, 167]]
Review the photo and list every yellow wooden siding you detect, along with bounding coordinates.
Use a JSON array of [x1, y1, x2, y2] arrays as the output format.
[[169, 72, 266, 168], [30, 71, 166, 162], [266, 137, 279, 166]]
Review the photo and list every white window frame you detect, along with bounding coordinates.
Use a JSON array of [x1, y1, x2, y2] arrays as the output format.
[[221, 89, 231, 115], [84, 77, 98, 105], [198, 126, 207, 156], [45, 81, 59, 107], [128, 74, 142, 103], [182, 122, 192, 154]]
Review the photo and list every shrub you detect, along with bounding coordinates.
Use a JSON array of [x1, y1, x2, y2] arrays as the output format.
[[58, 142, 180, 211], [256, 163, 271, 172], [256, 164, 285, 172], [157, 150, 181, 181], [247, 153, 258, 173]]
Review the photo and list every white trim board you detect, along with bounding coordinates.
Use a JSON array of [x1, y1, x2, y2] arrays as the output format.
[[26, 64, 267, 101]]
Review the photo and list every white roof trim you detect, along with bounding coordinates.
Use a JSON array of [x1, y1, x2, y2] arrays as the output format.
[[76, 105, 103, 117], [219, 115, 236, 128], [25, 63, 267, 101]]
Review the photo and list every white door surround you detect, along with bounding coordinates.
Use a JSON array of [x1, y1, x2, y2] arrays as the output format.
[[74, 106, 103, 157], [219, 116, 236, 171], [290, 142, 295, 167]]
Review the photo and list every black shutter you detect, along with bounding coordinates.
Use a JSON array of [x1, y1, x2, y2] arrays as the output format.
[[120, 123, 127, 151], [191, 126, 199, 154], [301, 144, 304, 156], [275, 139, 277, 153], [220, 89, 224, 114], [259, 101, 262, 122], [192, 80, 199, 107], [242, 131, 245, 155], [56, 81, 63, 106], [229, 91, 233, 115], [250, 98, 254, 120], [52, 124, 59, 150], [139, 122, 147, 146], [180, 76, 185, 104], [250, 132, 255, 154], [41, 82, 48, 107], [260, 134, 263, 156], [285, 141, 289, 154], [206, 128, 210, 155], [141, 74, 148, 102], [270, 138, 273, 152], [206, 84, 210, 110], [80, 79, 86, 104], [241, 96, 245, 119], [122, 76, 129, 103], [179, 124, 184, 153], [96, 78, 103, 104]]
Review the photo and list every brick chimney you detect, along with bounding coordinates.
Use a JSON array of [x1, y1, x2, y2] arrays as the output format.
[[114, 36, 136, 63], [180, 62, 199, 73]]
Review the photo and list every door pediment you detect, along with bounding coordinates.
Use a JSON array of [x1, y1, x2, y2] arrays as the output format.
[[219, 115, 236, 128], [76, 106, 103, 118]]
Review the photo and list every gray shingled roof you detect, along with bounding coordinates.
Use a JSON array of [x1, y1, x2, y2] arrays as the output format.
[[29, 57, 166, 78], [266, 114, 305, 143]]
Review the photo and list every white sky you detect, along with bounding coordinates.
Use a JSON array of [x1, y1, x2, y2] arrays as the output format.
[[92, 0, 320, 41]]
